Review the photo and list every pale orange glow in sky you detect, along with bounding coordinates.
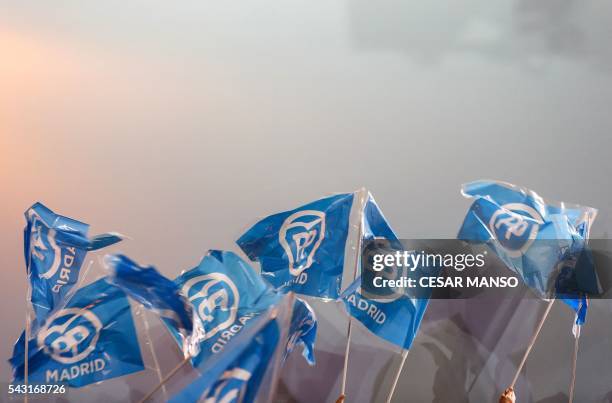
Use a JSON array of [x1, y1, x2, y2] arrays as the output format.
[[0, 28, 55, 191]]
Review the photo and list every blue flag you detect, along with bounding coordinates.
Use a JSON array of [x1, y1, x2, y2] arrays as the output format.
[[169, 310, 281, 403], [24, 202, 122, 329], [237, 193, 355, 299], [10, 278, 144, 387], [104, 254, 200, 357], [457, 180, 598, 325], [341, 195, 430, 350], [164, 250, 317, 366]]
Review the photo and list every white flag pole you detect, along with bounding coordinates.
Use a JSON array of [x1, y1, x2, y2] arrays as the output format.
[[338, 317, 354, 403], [24, 312, 30, 403], [504, 298, 555, 397], [138, 356, 191, 403], [568, 322, 581, 403], [385, 349, 410, 403], [24, 258, 33, 403], [142, 309, 168, 402], [337, 189, 368, 403]]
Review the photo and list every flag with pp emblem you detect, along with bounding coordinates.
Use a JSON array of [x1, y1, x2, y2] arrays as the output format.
[[24, 202, 122, 329], [457, 180, 599, 325], [341, 195, 430, 350], [10, 278, 144, 387], [237, 193, 355, 299], [169, 309, 281, 403], [163, 250, 317, 367]]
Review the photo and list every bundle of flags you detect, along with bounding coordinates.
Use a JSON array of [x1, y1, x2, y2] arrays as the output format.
[[9, 181, 600, 402], [11, 190, 431, 401], [11, 202, 321, 402]]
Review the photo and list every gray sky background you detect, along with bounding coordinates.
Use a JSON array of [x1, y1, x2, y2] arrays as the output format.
[[1, 1, 611, 401]]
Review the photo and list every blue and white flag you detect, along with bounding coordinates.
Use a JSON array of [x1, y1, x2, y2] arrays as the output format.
[[237, 193, 355, 299], [341, 195, 430, 350], [104, 254, 200, 357], [457, 180, 599, 325], [24, 202, 122, 329], [10, 278, 144, 387], [164, 250, 317, 366], [169, 310, 280, 403]]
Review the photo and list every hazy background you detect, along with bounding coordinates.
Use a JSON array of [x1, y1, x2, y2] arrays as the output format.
[[1, 1, 612, 401]]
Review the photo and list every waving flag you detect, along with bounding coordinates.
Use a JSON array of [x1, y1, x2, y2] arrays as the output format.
[[157, 250, 316, 366], [24, 202, 122, 329], [341, 195, 430, 350], [237, 193, 355, 299], [104, 254, 201, 358], [169, 309, 281, 403], [457, 180, 599, 325], [10, 278, 144, 387]]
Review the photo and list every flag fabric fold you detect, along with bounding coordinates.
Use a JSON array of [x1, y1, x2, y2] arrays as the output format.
[[104, 254, 202, 357]]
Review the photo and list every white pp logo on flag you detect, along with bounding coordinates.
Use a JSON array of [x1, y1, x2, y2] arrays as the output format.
[[203, 367, 253, 403], [279, 210, 326, 276], [489, 203, 544, 257], [28, 212, 62, 280], [182, 273, 239, 341], [38, 308, 103, 364]]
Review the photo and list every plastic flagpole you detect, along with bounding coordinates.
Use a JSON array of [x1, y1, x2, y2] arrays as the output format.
[[384, 349, 410, 403], [138, 356, 191, 403], [142, 309, 168, 402], [24, 256, 33, 403], [24, 313, 30, 403], [568, 323, 581, 403], [338, 318, 354, 403], [505, 298, 555, 396], [337, 189, 367, 403]]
